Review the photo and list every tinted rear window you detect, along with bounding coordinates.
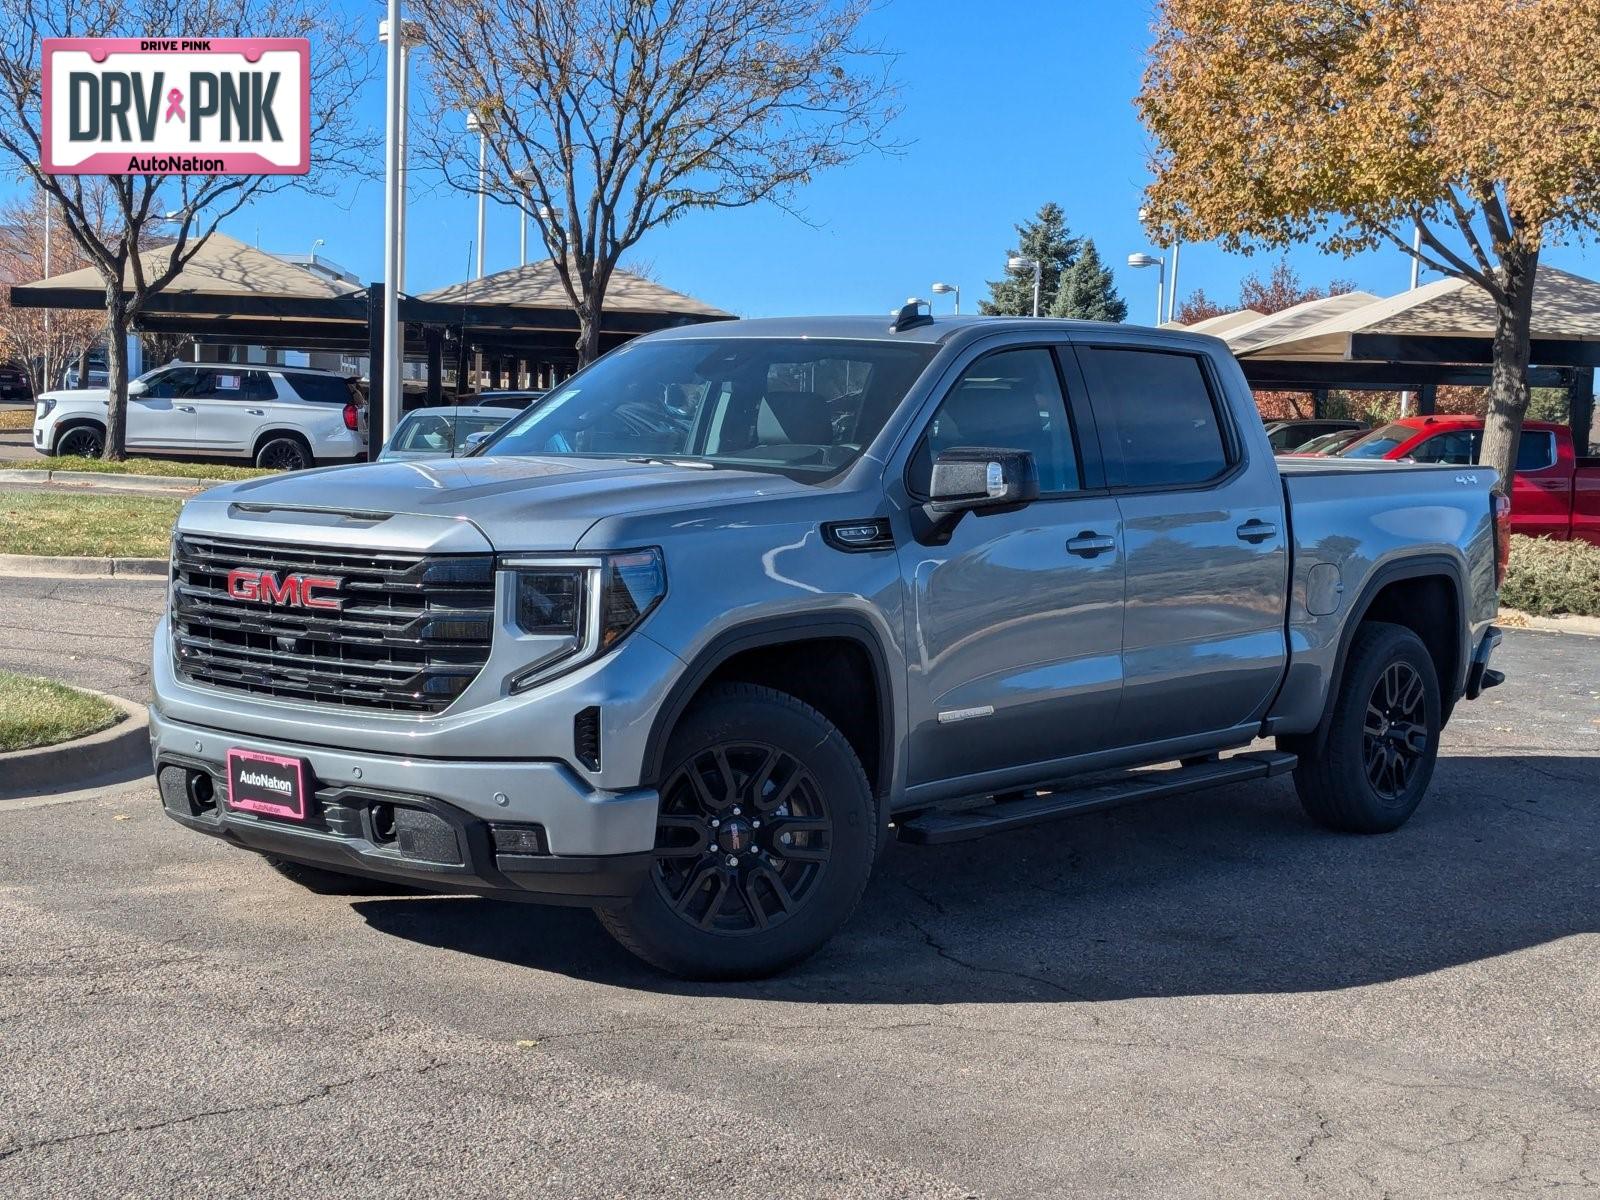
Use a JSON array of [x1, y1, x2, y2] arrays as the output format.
[[1515, 431, 1557, 471], [1077, 347, 1229, 487], [1341, 423, 1415, 459], [282, 373, 353, 404]]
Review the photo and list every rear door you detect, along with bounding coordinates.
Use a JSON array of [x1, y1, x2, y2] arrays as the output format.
[[896, 342, 1125, 799], [1072, 340, 1289, 747], [1505, 429, 1569, 539], [188, 367, 276, 455]]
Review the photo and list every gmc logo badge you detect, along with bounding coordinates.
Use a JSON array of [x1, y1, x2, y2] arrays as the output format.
[[226, 567, 342, 610]]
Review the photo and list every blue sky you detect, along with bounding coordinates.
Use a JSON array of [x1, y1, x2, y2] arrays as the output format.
[[22, 1, 1600, 318]]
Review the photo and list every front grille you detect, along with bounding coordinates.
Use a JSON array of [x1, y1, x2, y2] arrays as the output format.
[[172, 534, 496, 713]]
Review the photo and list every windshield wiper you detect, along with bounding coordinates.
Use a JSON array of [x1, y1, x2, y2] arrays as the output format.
[[624, 456, 716, 470]]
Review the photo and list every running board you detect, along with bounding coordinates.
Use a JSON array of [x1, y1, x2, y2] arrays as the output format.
[[895, 750, 1298, 846]]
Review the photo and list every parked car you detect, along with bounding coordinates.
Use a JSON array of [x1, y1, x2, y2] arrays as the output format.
[[33, 363, 368, 470], [64, 354, 109, 389], [377, 405, 515, 462], [465, 389, 547, 409], [151, 313, 1505, 979], [1286, 427, 1368, 457], [1338, 415, 1599, 545], [0, 363, 33, 402], [1265, 418, 1366, 453]]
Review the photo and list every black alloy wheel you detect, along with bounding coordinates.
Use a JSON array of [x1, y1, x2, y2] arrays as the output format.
[[652, 741, 833, 934], [255, 437, 313, 472], [1362, 660, 1429, 800], [56, 426, 105, 458]]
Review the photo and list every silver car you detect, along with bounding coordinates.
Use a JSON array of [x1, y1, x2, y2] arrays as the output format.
[[376, 405, 514, 462]]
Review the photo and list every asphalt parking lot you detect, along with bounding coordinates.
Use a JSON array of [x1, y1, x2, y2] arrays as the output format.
[[2, 573, 1597, 1198]]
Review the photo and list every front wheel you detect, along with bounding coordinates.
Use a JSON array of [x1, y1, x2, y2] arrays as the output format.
[[55, 424, 105, 458], [597, 683, 876, 979], [1289, 621, 1442, 834]]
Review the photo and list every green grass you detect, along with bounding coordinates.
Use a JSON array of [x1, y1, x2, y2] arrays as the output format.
[[0, 669, 124, 753], [1, 455, 273, 481], [0, 489, 181, 558], [1502, 535, 1600, 618], [0, 409, 31, 432]]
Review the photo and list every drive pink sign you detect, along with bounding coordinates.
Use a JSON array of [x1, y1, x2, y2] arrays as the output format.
[[42, 38, 309, 175]]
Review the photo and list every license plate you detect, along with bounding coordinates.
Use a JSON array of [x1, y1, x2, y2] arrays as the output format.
[[225, 748, 309, 821]]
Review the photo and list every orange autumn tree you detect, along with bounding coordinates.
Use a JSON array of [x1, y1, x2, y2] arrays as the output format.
[[1138, 0, 1600, 493]]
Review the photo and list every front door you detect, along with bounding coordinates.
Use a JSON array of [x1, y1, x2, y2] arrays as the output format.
[[898, 345, 1125, 801], [1072, 341, 1289, 747], [125, 367, 200, 452]]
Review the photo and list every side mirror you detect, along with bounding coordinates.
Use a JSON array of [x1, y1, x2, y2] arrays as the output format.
[[927, 447, 1040, 513], [127, 378, 148, 397]]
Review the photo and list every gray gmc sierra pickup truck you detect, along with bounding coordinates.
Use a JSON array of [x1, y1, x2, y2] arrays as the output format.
[[151, 310, 1506, 978]]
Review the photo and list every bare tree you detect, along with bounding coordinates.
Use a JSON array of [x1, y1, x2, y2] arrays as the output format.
[[0, 180, 110, 392], [411, 0, 898, 364], [0, 0, 374, 458]]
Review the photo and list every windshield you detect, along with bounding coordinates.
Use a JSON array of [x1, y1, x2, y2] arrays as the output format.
[[1339, 422, 1415, 459], [480, 337, 937, 480], [391, 412, 508, 454]]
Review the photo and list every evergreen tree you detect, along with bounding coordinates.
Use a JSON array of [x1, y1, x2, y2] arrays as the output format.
[[1048, 239, 1128, 322], [979, 202, 1079, 316]]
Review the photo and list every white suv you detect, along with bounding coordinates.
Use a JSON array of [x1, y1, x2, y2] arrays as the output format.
[[33, 363, 368, 470]]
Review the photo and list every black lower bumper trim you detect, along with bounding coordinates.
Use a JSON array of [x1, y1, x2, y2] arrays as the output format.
[[157, 757, 651, 906], [1465, 624, 1504, 701]]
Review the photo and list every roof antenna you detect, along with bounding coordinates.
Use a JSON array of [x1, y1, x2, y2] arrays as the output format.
[[891, 297, 934, 333]]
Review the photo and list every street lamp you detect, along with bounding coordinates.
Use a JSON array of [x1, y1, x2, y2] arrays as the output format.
[[1126, 252, 1166, 325], [1006, 255, 1042, 317], [1138, 206, 1182, 323], [378, 18, 421, 291], [466, 110, 489, 280], [379, 0, 405, 442], [930, 281, 960, 315]]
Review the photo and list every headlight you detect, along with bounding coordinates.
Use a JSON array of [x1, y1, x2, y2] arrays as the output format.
[[35, 398, 55, 420], [503, 548, 665, 691]]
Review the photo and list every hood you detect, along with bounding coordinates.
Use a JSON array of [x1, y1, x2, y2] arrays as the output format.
[[41, 387, 109, 405], [193, 454, 809, 552]]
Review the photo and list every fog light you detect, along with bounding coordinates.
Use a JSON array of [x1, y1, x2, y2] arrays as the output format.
[[490, 823, 548, 855]]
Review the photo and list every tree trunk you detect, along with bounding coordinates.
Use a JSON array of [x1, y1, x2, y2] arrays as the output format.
[[575, 307, 602, 366], [102, 287, 131, 462], [1479, 244, 1539, 497]]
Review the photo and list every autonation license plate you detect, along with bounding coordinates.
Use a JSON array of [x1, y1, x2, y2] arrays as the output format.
[[225, 748, 308, 821]]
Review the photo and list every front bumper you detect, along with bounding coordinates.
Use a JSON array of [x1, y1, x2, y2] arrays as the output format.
[[149, 706, 657, 904]]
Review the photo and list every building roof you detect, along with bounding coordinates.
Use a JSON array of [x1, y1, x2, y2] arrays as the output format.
[[1169, 308, 1267, 335], [1239, 267, 1600, 361], [421, 260, 732, 318], [1214, 291, 1382, 355], [20, 231, 359, 301]]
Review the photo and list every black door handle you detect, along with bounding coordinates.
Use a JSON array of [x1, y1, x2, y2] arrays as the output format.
[[1066, 532, 1116, 558], [1236, 519, 1277, 543]]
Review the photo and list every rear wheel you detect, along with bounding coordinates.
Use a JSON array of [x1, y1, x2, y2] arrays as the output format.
[[55, 424, 105, 458], [255, 435, 313, 472], [1290, 622, 1441, 833], [597, 683, 876, 979]]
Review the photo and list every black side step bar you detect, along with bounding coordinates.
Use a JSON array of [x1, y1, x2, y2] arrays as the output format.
[[895, 750, 1298, 846]]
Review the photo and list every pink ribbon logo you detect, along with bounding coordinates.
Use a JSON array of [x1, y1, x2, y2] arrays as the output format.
[[164, 88, 185, 123]]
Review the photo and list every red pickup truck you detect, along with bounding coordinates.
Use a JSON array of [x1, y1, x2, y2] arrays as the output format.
[[1336, 416, 1600, 545]]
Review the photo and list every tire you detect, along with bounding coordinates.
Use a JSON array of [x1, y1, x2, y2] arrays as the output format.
[[255, 435, 313, 472], [1290, 621, 1442, 834], [263, 855, 412, 896], [596, 683, 877, 979], [55, 424, 105, 458]]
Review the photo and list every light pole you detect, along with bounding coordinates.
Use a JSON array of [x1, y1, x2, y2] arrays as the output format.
[[516, 166, 537, 266], [466, 111, 488, 279], [931, 281, 960, 315], [1138, 206, 1182, 323], [380, 0, 404, 440], [40, 181, 50, 392], [1126, 252, 1165, 325], [378, 18, 421, 291], [1007, 255, 1042, 317]]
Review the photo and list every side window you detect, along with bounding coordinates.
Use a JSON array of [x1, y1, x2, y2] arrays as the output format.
[[1076, 348, 1230, 488], [201, 370, 271, 401], [1514, 432, 1556, 472], [282, 372, 353, 404], [1411, 430, 1477, 465], [142, 368, 198, 399], [909, 347, 1079, 495]]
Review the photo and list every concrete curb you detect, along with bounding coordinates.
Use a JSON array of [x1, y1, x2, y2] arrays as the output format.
[[0, 466, 216, 492], [1500, 608, 1600, 637], [0, 553, 167, 578], [0, 689, 149, 800]]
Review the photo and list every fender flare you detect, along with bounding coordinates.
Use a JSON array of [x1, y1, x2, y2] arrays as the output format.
[[50, 416, 107, 454], [638, 613, 897, 802], [1294, 552, 1468, 753]]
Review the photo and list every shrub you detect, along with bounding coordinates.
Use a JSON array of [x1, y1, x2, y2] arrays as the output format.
[[1500, 535, 1600, 618]]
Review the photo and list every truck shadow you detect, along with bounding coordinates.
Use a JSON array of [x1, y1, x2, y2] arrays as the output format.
[[351, 751, 1600, 1002]]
